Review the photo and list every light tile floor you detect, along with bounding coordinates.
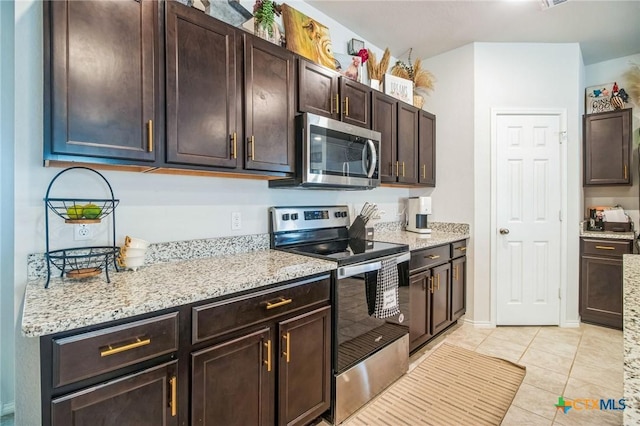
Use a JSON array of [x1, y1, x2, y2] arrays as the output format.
[[336, 321, 624, 425]]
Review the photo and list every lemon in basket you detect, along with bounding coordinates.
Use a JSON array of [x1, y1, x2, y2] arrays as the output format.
[[82, 203, 102, 219], [66, 205, 83, 220]]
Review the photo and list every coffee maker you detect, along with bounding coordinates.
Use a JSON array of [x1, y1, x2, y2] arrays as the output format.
[[406, 196, 432, 234]]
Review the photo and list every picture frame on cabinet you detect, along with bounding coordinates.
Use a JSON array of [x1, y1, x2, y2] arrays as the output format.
[[585, 82, 615, 114], [334, 52, 362, 82], [282, 4, 336, 69], [384, 73, 413, 105]]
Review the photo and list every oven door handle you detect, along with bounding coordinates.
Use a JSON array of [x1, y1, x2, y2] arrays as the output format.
[[337, 252, 410, 279]]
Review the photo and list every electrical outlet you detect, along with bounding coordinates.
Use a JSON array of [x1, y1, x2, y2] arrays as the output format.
[[74, 224, 93, 241], [231, 212, 242, 230]]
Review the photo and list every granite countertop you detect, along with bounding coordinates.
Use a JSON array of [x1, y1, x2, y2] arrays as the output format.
[[624, 254, 640, 425], [21, 223, 471, 338], [21, 249, 336, 338], [579, 221, 636, 241], [375, 229, 470, 251]]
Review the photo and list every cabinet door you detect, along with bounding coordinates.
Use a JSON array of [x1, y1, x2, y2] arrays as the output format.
[[431, 263, 451, 336], [396, 103, 419, 184], [580, 256, 623, 329], [418, 110, 436, 186], [340, 78, 371, 128], [244, 35, 295, 173], [192, 327, 273, 426], [409, 271, 431, 352], [297, 59, 339, 120], [583, 109, 632, 186], [278, 306, 331, 426], [46, 0, 160, 162], [372, 92, 398, 183], [51, 361, 178, 426], [165, 1, 238, 168], [451, 257, 466, 321]]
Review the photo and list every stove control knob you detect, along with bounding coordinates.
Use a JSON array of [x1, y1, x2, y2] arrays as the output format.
[[291, 213, 299, 220], [341, 211, 348, 218], [282, 214, 290, 221], [334, 212, 341, 218]]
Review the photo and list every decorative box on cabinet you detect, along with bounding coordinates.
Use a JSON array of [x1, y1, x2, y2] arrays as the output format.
[[44, 0, 162, 164], [297, 59, 371, 128], [579, 237, 632, 329], [583, 108, 632, 186]]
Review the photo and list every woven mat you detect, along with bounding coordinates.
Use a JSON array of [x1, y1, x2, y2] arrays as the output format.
[[343, 343, 526, 426]]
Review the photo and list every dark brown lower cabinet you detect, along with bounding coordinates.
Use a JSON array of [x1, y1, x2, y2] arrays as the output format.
[[191, 328, 273, 425], [580, 237, 632, 329], [51, 361, 178, 426], [451, 256, 466, 321], [431, 264, 451, 336], [409, 240, 467, 353], [278, 306, 331, 426]]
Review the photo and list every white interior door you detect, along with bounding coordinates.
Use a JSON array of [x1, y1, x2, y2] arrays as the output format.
[[496, 113, 561, 325]]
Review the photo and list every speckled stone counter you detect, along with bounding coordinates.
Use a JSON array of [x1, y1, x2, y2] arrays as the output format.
[[374, 224, 470, 251], [21, 249, 336, 337], [624, 254, 640, 425], [579, 221, 636, 241]]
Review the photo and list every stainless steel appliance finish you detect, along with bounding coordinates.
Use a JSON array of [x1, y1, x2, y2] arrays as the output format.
[[335, 334, 409, 425], [269, 206, 410, 424], [268, 113, 381, 190]]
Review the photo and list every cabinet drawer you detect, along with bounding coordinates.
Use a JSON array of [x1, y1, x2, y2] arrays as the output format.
[[193, 276, 330, 344], [53, 312, 179, 388], [451, 240, 468, 258], [410, 245, 450, 272], [581, 238, 632, 258]]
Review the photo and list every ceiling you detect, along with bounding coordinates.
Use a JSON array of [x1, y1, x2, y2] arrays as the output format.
[[305, 0, 640, 66]]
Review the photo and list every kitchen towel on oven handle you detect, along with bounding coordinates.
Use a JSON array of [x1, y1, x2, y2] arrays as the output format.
[[364, 257, 400, 318]]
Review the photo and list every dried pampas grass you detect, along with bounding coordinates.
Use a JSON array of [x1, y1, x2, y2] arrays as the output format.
[[623, 63, 640, 106], [391, 57, 435, 94], [366, 48, 390, 81]]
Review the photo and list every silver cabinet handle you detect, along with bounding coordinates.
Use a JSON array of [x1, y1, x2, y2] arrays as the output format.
[[499, 228, 510, 235]]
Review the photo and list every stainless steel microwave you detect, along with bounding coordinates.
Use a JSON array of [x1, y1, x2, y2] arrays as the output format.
[[269, 113, 381, 190]]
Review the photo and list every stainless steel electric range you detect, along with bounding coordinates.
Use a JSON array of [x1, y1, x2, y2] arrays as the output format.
[[269, 205, 410, 424]]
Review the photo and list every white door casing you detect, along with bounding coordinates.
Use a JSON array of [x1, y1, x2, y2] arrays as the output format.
[[493, 111, 565, 325]]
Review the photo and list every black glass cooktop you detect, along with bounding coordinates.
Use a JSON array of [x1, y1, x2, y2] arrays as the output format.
[[286, 239, 408, 265]]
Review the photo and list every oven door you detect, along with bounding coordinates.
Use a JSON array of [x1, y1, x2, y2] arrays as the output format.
[[335, 251, 410, 374], [302, 113, 380, 189]]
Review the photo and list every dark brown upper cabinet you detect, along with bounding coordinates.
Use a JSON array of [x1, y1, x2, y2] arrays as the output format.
[[45, 0, 162, 164], [372, 91, 398, 183], [243, 35, 295, 174], [396, 103, 419, 184], [418, 110, 436, 186], [297, 59, 371, 128], [583, 108, 632, 186], [165, 1, 239, 169]]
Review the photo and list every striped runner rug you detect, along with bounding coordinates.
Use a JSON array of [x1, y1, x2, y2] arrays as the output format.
[[343, 343, 526, 425]]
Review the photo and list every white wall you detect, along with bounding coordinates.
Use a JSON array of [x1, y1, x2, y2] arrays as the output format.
[[473, 43, 583, 325], [11, 2, 408, 424], [583, 53, 640, 229], [421, 44, 476, 319], [0, 0, 15, 417]]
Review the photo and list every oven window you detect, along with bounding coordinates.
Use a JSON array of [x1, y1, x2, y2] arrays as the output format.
[[336, 262, 409, 373], [309, 125, 378, 179]]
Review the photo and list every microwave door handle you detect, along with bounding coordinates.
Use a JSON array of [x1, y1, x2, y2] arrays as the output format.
[[366, 139, 377, 178], [342, 162, 349, 176]]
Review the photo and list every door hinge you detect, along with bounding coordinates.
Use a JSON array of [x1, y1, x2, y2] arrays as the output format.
[[559, 210, 562, 222], [558, 288, 561, 299]]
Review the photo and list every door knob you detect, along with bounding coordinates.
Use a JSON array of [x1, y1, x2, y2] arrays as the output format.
[[499, 228, 510, 235]]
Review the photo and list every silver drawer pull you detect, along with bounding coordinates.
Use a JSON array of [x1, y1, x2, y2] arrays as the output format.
[[456, 247, 467, 251], [595, 245, 616, 250], [426, 255, 440, 259], [100, 337, 150, 357]]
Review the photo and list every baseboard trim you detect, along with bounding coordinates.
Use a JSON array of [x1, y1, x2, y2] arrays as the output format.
[[464, 319, 494, 329], [562, 320, 580, 328], [1, 401, 15, 416]]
